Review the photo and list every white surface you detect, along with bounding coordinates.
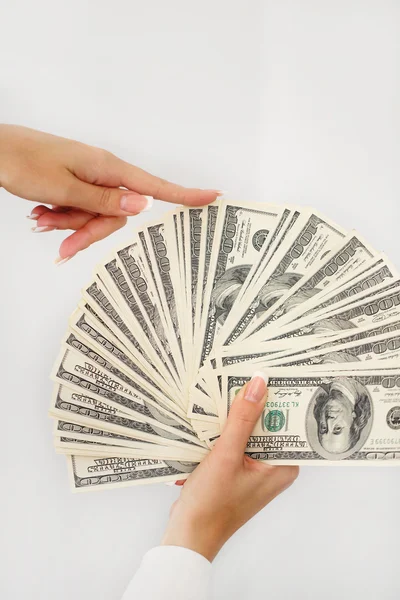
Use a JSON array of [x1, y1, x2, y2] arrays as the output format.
[[1, 2, 399, 599]]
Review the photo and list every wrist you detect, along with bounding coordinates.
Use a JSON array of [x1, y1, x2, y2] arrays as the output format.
[[161, 506, 229, 562]]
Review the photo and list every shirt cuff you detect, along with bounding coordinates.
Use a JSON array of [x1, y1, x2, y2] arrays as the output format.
[[122, 545, 212, 600]]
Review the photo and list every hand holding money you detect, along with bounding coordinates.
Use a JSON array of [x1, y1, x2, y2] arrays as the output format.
[[0, 124, 222, 261], [162, 374, 298, 561]]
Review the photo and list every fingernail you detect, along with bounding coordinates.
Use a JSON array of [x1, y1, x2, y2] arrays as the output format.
[[120, 194, 154, 214], [214, 190, 228, 196], [55, 255, 73, 266], [244, 371, 269, 403], [26, 213, 40, 220], [32, 226, 57, 233]]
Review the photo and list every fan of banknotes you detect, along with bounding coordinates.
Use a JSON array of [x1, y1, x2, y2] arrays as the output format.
[[50, 200, 400, 492]]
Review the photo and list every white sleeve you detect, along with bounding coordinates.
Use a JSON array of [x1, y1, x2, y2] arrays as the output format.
[[121, 546, 212, 600]]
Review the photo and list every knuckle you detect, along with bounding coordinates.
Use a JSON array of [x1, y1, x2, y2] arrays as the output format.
[[97, 187, 113, 212], [233, 405, 256, 428], [88, 147, 113, 178], [153, 177, 169, 199]]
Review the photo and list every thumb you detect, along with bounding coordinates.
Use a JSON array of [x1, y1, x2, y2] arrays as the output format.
[[216, 372, 268, 460]]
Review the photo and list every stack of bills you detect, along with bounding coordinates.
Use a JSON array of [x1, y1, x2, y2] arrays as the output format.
[[50, 200, 400, 491]]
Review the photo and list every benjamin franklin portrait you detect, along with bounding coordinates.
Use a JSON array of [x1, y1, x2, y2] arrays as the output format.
[[210, 267, 317, 327], [306, 377, 372, 459]]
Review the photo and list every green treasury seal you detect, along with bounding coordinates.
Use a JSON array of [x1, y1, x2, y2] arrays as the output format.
[[264, 410, 285, 432]]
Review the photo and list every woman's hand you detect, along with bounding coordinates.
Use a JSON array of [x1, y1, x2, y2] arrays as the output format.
[[162, 373, 299, 561], [0, 125, 222, 263]]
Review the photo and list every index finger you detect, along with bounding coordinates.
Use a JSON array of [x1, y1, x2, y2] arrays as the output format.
[[119, 160, 224, 206]]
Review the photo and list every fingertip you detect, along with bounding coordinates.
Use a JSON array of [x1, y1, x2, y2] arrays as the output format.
[[26, 205, 50, 220], [58, 233, 83, 260], [181, 190, 224, 207]]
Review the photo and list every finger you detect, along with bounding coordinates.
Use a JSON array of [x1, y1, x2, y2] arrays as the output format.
[[175, 480, 186, 486], [57, 215, 127, 260], [36, 209, 94, 231], [51, 204, 99, 217], [58, 175, 153, 216], [50, 205, 71, 213], [26, 204, 51, 220], [215, 371, 268, 460], [70, 147, 224, 207], [118, 159, 224, 206]]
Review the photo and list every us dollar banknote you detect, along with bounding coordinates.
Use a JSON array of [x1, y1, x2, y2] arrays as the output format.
[[51, 384, 202, 447], [225, 369, 400, 464], [273, 283, 400, 341], [51, 353, 205, 447], [219, 211, 346, 346], [276, 256, 399, 329], [261, 330, 400, 368], [68, 455, 197, 492], [48, 201, 400, 491], [220, 315, 400, 369], [246, 232, 377, 337], [197, 201, 285, 367], [115, 242, 172, 359], [99, 256, 178, 381]]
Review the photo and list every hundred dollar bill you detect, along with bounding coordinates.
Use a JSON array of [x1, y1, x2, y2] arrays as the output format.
[[50, 384, 204, 455], [115, 241, 172, 360], [224, 368, 400, 464], [69, 309, 177, 409], [218, 315, 400, 370], [138, 219, 188, 380], [195, 204, 219, 333], [177, 208, 188, 309], [81, 280, 166, 387], [258, 330, 400, 368], [68, 455, 197, 492], [275, 255, 398, 330], [245, 232, 377, 339], [57, 441, 202, 462], [54, 418, 204, 461], [196, 200, 285, 368], [50, 385, 207, 460], [163, 210, 191, 369], [184, 207, 204, 339], [61, 327, 185, 419], [272, 283, 400, 341], [237, 207, 295, 301], [51, 354, 206, 448], [219, 210, 347, 346], [98, 255, 180, 386]]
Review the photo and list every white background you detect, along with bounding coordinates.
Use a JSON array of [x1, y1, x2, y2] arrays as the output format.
[[1, 1, 399, 599]]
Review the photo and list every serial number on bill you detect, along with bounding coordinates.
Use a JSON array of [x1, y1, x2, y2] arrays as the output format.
[[370, 438, 400, 445]]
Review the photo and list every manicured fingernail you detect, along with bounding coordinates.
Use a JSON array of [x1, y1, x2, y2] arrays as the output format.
[[244, 371, 268, 403], [26, 213, 40, 220], [120, 194, 153, 214], [213, 190, 228, 196], [55, 255, 73, 266], [32, 226, 57, 233]]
